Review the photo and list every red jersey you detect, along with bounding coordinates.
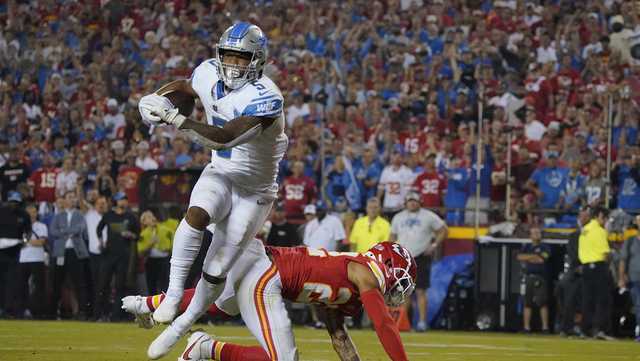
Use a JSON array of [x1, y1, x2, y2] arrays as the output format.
[[398, 132, 426, 155], [281, 175, 316, 220], [412, 171, 446, 207], [118, 166, 143, 205], [269, 247, 387, 316], [29, 167, 59, 203]]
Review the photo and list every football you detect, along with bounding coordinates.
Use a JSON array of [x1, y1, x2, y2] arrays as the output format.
[[163, 89, 195, 117]]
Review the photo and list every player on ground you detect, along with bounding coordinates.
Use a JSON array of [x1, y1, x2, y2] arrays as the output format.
[[137, 22, 287, 359], [123, 241, 416, 361]]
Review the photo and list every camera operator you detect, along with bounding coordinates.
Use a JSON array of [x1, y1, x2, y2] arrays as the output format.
[[0, 191, 31, 317], [517, 226, 551, 333]]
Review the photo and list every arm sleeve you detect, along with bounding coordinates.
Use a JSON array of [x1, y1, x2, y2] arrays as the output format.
[[360, 289, 408, 361], [96, 217, 106, 238]]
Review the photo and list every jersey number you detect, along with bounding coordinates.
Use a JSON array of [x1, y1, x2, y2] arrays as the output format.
[[421, 179, 440, 195], [40, 173, 56, 188], [296, 282, 352, 306], [285, 184, 305, 200], [211, 116, 231, 159], [387, 182, 401, 195]]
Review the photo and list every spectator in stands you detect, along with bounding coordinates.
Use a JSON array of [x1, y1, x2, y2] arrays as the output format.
[[354, 147, 383, 203], [350, 197, 390, 254], [172, 136, 193, 168], [95, 192, 139, 321], [378, 151, 414, 219], [281, 160, 316, 223], [444, 155, 469, 225], [525, 150, 569, 221], [55, 157, 79, 198], [612, 154, 640, 213], [579, 206, 614, 340], [618, 215, 640, 342], [103, 99, 125, 139], [49, 191, 91, 320], [558, 160, 586, 225], [118, 152, 143, 209], [28, 155, 58, 207], [0, 149, 28, 201], [135, 141, 158, 171], [585, 163, 607, 207], [266, 203, 301, 248], [0, 192, 30, 318], [110, 140, 127, 180], [138, 210, 172, 296], [302, 201, 345, 252], [413, 153, 446, 210], [465, 143, 493, 226], [390, 192, 447, 332], [15, 204, 47, 319], [517, 226, 551, 333]]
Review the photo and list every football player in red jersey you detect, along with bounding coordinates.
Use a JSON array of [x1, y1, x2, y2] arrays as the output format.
[[412, 153, 446, 208], [280, 160, 316, 223], [123, 241, 415, 361]]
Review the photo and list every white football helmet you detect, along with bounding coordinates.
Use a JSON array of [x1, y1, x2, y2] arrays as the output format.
[[216, 22, 268, 90]]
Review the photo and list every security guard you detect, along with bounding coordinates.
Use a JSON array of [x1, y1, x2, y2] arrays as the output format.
[[578, 206, 614, 340]]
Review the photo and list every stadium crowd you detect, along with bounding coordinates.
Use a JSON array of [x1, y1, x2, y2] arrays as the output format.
[[0, 0, 639, 337]]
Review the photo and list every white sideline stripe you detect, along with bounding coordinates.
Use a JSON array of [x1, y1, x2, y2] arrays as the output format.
[[403, 342, 530, 351]]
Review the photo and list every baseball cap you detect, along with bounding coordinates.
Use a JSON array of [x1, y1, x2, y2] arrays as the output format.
[[113, 192, 128, 201], [405, 191, 421, 203], [107, 98, 118, 108], [7, 191, 22, 203], [137, 140, 150, 150], [111, 140, 125, 150], [304, 204, 316, 215]]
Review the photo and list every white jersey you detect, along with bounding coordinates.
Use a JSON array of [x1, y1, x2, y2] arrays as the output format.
[[190, 59, 288, 197], [378, 165, 415, 211]]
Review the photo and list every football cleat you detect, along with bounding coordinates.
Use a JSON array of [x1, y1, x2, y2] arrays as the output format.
[[147, 324, 184, 360], [121, 295, 154, 329], [178, 331, 211, 361], [153, 295, 181, 324]]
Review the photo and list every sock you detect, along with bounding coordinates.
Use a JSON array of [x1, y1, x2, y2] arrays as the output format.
[[172, 278, 226, 335], [145, 294, 164, 312], [146, 289, 231, 318], [209, 340, 269, 361], [166, 219, 204, 299]]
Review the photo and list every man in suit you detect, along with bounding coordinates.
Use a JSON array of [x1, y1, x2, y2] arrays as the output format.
[[49, 191, 91, 319]]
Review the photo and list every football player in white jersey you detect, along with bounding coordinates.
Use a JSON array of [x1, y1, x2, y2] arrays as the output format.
[[137, 22, 288, 359]]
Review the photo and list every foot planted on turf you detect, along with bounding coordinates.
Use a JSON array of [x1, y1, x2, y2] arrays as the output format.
[[147, 324, 185, 359]]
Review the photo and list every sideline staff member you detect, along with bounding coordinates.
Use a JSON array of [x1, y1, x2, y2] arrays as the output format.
[[390, 191, 447, 332], [578, 206, 614, 340]]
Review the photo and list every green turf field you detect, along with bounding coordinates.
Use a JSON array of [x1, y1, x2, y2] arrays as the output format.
[[0, 320, 638, 361]]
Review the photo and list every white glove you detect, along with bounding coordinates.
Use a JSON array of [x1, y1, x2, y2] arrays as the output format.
[[138, 93, 174, 126], [161, 108, 187, 129]]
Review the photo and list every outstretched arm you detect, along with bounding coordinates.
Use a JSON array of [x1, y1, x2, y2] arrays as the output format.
[[322, 307, 361, 361], [348, 262, 408, 361]]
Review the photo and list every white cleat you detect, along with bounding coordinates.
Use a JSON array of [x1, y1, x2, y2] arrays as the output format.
[[178, 331, 211, 361], [153, 295, 181, 324], [121, 295, 154, 329], [147, 324, 184, 360]]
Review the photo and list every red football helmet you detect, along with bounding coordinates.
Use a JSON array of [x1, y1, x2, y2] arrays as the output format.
[[364, 242, 417, 306]]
